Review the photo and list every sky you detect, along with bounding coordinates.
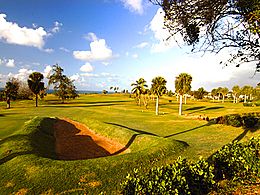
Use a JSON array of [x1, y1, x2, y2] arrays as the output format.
[[0, 0, 259, 92]]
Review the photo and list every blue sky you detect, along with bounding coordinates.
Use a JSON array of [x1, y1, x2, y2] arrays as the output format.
[[0, 0, 259, 91]]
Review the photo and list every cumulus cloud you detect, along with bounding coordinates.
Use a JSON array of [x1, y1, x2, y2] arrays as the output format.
[[0, 58, 16, 67], [73, 33, 113, 62], [43, 65, 52, 78], [6, 59, 15, 67], [80, 62, 94, 72], [70, 74, 81, 82], [121, 0, 144, 14], [149, 8, 182, 53], [7, 68, 34, 81], [0, 13, 47, 48]]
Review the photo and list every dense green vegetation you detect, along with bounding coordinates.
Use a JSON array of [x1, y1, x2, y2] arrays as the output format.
[[0, 94, 259, 194]]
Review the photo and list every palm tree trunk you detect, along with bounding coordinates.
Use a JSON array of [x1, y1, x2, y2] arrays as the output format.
[[179, 95, 183, 115], [244, 95, 247, 103], [7, 97, 10, 109], [222, 95, 225, 103], [233, 95, 236, 103], [36, 94, 38, 107], [155, 96, 159, 115]]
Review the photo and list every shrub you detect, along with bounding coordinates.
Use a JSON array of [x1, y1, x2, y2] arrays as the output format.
[[211, 137, 260, 181], [243, 102, 253, 107], [242, 115, 259, 128], [121, 157, 215, 195], [216, 113, 259, 128]]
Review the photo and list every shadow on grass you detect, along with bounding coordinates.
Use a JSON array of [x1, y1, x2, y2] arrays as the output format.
[[0, 151, 34, 164], [233, 124, 260, 142], [104, 122, 159, 155], [185, 106, 206, 111], [43, 103, 122, 108], [187, 106, 224, 114], [44, 100, 131, 105], [164, 121, 215, 138]]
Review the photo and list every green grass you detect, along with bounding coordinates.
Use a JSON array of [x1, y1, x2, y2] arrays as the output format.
[[0, 94, 259, 194]]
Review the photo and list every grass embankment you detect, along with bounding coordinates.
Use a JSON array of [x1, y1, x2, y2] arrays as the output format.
[[0, 94, 259, 193], [0, 116, 186, 194]]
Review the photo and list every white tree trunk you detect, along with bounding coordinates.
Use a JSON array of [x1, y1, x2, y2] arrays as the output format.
[[222, 95, 225, 103], [179, 95, 183, 115], [244, 95, 247, 103], [233, 95, 236, 103], [155, 96, 159, 115]]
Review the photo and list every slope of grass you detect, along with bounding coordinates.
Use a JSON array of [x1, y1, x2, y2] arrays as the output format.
[[0, 115, 187, 194], [0, 94, 259, 193]]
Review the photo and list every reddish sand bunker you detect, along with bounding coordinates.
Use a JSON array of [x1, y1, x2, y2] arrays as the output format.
[[54, 118, 129, 160]]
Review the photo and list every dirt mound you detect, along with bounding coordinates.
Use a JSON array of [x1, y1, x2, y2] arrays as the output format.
[[54, 118, 130, 160]]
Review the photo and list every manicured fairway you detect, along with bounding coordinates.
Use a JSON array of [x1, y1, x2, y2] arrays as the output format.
[[0, 94, 259, 194]]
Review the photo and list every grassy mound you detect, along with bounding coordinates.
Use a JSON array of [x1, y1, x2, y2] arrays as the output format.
[[0, 117, 188, 194]]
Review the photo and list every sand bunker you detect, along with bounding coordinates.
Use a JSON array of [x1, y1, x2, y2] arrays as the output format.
[[54, 118, 129, 160]]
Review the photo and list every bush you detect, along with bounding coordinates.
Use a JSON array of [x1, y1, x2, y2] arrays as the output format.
[[216, 113, 259, 128], [242, 115, 259, 128], [243, 102, 253, 107], [122, 137, 260, 194], [211, 137, 260, 181], [121, 157, 215, 195]]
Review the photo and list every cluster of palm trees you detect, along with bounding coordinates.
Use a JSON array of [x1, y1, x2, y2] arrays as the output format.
[[131, 73, 192, 115], [211, 85, 258, 103]]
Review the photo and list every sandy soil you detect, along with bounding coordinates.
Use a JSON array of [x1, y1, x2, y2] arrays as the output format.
[[54, 118, 129, 160]]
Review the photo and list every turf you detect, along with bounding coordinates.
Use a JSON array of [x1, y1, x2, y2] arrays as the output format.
[[0, 94, 259, 194]]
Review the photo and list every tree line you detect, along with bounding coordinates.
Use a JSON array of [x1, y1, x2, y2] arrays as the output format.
[[1, 64, 78, 108], [131, 73, 192, 116], [131, 73, 260, 116]]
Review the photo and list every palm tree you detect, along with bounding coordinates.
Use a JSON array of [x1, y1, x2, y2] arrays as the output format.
[[151, 76, 167, 115], [211, 88, 217, 102], [175, 73, 192, 115], [232, 85, 240, 103], [28, 72, 45, 107], [131, 78, 148, 106], [217, 87, 223, 101], [5, 78, 19, 109], [241, 85, 254, 103], [220, 87, 229, 103]]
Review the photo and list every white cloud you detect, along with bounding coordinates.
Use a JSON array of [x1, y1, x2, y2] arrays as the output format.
[[73, 33, 113, 62], [0, 58, 16, 67], [6, 59, 15, 67], [134, 42, 149, 48], [59, 47, 70, 53], [80, 62, 94, 72], [8, 68, 34, 81], [51, 21, 62, 33], [81, 73, 99, 77], [132, 53, 138, 59], [43, 65, 52, 78], [70, 74, 81, 82], [102, 62, 110, 66], [149, 8, 182, 53], [43, 48, 54, 53], [121, 0, 144, 14], [0, 13, 47, 48]]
